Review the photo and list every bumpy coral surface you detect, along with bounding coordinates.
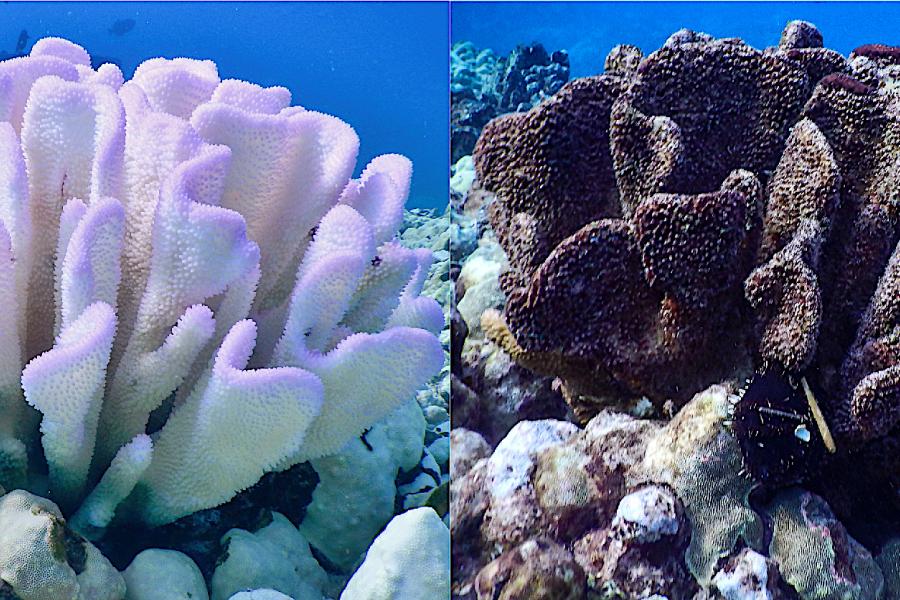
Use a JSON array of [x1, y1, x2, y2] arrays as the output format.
[[0, 36, 443, 541], [473, 22, 900, 522], [457, 21, 900, 600]]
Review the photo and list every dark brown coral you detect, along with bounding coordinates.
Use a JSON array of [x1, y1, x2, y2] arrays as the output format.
[[472, 21, 900, 465], [610, 33, 811, 209], [474, 75, 627, 289]]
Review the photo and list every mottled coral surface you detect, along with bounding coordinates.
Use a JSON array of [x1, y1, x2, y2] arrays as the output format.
[[473, 21, 900, 539]]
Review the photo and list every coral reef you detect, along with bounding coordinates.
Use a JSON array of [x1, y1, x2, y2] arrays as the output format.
[[473, 20, 900, 513], [451, 41, 570, 162], [454, 20, 900, 600], [0, 37, 447, 598]]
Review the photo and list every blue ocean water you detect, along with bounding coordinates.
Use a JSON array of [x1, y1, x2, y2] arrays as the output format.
[[452, 1, 900, 78], [0, 1, 449, 209]]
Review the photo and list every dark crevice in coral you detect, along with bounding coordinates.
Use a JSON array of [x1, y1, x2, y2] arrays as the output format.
[[63, 527, 87, 575], [0, 580, 21, 600], [95, 461, 319, 578]]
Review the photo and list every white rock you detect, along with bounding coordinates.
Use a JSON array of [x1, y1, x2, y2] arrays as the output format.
[[340, 508, 449, 600], [614, 485, 679, 543], [228, 592, 295, 600], [712, 548, 773, 600], [487, 420, 579, 500], [211, 513, 328, 600], [0, 490, 124, 600], [449, 428, 491, 480], [457, 238, 507, 336], [450, 155, 475, 197], [123, 549, 208, 600]]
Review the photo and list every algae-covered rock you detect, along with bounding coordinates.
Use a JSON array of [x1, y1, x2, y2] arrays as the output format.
[[572, 485, 695, 598], [483, 419, 580, 549], [642, 385, 764, 585], [767, 489, 884, 600], [475, 538, 585, 600], [453, 384, 776, 598]]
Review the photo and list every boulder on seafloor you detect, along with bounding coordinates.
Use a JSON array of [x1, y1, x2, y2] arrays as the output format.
[[122, 549, 208, 600], [299, 400, 426, 573], [340, 508, 450, 600], [454, 338, 569, 447], [474, 538, 586, 600], [572, 485, 696, 598], [482, 420, 580, 549], [210, 512, 329, 600], [456, 235, 507, 338], [450, 428, 491, 482], [708, 548, 786, 600], [0, 490, 125, 600], [228, 592, 295, 600]]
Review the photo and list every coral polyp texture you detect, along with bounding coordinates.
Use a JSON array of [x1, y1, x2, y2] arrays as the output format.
[[474, 23, 900, 476], [0, 35, 444, 540]]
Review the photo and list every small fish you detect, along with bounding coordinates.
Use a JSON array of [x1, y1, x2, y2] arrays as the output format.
[[15, 29, 28, 54], [108, 18, 135, 36]]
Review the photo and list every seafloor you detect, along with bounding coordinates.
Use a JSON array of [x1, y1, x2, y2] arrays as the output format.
[[450, 22, 900, 600]]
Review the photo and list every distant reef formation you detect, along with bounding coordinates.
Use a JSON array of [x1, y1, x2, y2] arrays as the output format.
[[450, 41, 569, 163]]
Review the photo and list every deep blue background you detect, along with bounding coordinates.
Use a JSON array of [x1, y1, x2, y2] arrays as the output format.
[[452, 2, 900, 78], [0, 2, 449, 208]]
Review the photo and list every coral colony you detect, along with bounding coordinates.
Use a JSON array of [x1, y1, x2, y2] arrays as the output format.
[[0, 37, 447, 598], [474, 21, 899, 492], [452, 21, 900, 600]]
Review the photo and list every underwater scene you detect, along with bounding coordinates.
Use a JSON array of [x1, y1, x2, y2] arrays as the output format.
[[0, 2, 451, 600], [450, 2, 900, 600]]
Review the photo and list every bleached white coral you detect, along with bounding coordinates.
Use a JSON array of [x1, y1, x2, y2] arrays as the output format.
[[0, 490, 125, 600], [339, 507, 450, 600], [0, 37, 443, 529]]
